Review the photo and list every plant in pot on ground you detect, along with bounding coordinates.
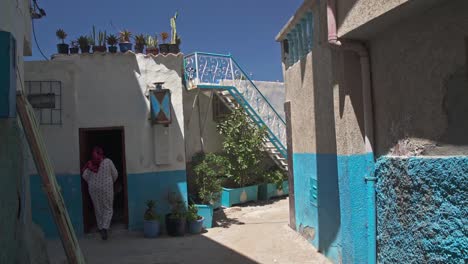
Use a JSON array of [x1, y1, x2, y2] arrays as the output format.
[[146, 35, 159, 55], [166, 192, 186, 236], [187, 204, 204, 234], [217, 108, 268, 207], [77, 35, 90, 53], [143, 200, 160, 238], [192, 152, 228, 228], [106, 34, 118, 53], [134, 34, 146, 53], [168, 12, 180, 54], [92, 26, 107, 52], [69, 40, 79, 54], [118, 30, 132, 53], [56, 29, 69, 54], [159, 32, 169, 54]]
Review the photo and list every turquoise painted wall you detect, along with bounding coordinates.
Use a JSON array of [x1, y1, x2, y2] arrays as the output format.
[[293, 152, 374, 263], [30, 170, 188, 237], [376, 157, 467, 263]]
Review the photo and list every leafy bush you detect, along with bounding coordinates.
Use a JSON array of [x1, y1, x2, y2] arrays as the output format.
[[167, 192, 186, 219], [217, 109, 267, 187], [193, 152, 228, 204], [186, 204, 201, 222], [144, 200, 159, 221], [263, 168, 287, 190]]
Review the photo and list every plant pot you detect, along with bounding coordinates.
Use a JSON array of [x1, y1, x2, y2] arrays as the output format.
[[80, 45, 91, 53], [221, 185, 259, 207], [146, 47, 159, 55], [93, 45, 107, 53], [135, 44, 144, 53], [258, 180, 289, 200], [57, 44, 69, 54], [195, 204, 213, 228], [159, 44, 169, 54], [69, 47, 79, 54], [143, 220, 160, 238], [188, 216, 204, 234], [108, 46, 118, 53], [119, 42, 133, 53], [165, 214, 186, 236], [168, 44, 180, 54]]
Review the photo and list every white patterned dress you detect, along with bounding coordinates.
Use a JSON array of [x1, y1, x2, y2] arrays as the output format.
[[82, 158, 118, 230]]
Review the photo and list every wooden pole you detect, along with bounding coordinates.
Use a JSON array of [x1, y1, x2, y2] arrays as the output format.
[[16, 92, 85, 264]]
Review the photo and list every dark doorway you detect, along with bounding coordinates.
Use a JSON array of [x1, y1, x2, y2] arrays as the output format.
[[79, 127, 128, 233]]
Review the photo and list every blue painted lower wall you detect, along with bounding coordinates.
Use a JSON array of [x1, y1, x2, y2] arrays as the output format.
[[375, 156, 468, 263], [292, 152, 374, 264], [30, 170, 187, 237]]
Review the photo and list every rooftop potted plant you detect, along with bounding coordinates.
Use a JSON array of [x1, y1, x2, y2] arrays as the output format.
[[134, 34, 146, 53], [166, 192, 186, 236], [119, 29, 132, 53], [258, 167, 289, 200], [159, 32, 169, 54], [168, 12, 180, 54], [143, 200, 160, 238], [56, 29, 69, 54], [93, 26, 107, 53], [217, 108, 267, 207], [146, 35, 159, 55], [192, 152, 227, 228], [69, 40, 79, 54], [106, 34, 118, 53], [77, 35, 90, 53], [187, 204, 204, 234]]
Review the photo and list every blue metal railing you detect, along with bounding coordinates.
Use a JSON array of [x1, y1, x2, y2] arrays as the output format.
[[184, 52, 287, 158]]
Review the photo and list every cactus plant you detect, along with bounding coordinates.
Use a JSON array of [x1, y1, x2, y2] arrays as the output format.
[[170, 11, 178, 44], [134, 34, 146, 53], [146, 35, 159, 55], [119, 30, 132, 43], [106, 34, 118, 46]]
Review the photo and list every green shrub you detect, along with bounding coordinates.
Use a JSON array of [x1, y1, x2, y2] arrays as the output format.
[[193, 152, 228, 205]]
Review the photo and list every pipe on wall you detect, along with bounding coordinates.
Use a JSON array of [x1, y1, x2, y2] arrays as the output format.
[[326, 0, 376, 263]]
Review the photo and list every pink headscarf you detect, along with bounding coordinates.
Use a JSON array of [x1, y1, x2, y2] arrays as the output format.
[[83, 146, 105, 173]]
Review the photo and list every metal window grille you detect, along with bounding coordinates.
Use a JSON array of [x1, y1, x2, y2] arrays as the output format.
[[25, 81, 62, 125]]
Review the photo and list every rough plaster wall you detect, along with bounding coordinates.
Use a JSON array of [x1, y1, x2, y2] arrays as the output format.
[[253, 81, 285, 119], [24, 53, 186, 175], [371, 0, 468, 156], [375, 156, 468, 263]]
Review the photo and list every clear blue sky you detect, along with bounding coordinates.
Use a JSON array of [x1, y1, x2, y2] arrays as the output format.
[[29, 0, 303, 81]]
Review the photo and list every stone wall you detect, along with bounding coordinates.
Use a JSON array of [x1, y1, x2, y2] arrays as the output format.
[[375, 156, 468, 263]]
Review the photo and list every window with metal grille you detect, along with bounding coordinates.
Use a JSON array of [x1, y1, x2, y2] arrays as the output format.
[[25, 81, 62, 125]]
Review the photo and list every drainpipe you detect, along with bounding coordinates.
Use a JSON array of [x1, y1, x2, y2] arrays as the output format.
[[326, 0, 377, 263]]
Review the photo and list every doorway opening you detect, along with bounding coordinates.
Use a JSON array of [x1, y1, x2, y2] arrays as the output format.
[[79, 127, 128, 233]]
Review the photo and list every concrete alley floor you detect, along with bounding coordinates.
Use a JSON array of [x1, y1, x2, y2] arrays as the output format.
[[47, 198, 330, 264]]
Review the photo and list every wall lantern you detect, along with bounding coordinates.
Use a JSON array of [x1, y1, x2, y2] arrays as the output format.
[[150, 82, 172, 126]]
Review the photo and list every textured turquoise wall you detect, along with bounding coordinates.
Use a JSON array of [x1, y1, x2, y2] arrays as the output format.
[[293, 152, 374, 264], [221, 185, 259, 207], [376, 157, 468, 263], [30, 170, 188, 237]]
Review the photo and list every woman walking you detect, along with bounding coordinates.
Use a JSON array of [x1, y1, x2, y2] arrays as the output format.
[[82, 146, 118, 240]]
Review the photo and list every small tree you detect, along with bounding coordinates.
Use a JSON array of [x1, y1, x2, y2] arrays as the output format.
[[193, 152, 228, 204], [217, 109, 267, 187]]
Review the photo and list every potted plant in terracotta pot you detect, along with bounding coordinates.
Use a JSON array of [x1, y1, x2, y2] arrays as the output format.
[[159, 32, 169, 54], [165, 192, 186, 236], [187, 204, 204, 234], [93, 27, 107, 53], [145, 35, 159, 55], [69, 40, 79, 54], [77, 35, 90, 53], [143, 200, 160, 238], [55, 29, 69, 54], [134, 34, 146, 53], [106, 34, 118, 53], [217, 108, 267, 207], [118, 30, 132, 53], [192, 152, 227, 228]]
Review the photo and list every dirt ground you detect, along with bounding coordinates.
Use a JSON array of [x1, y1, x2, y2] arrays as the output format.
[[47, 197, 330, 264]]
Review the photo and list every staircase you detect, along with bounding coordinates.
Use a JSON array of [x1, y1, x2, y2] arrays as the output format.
[[184, 52, 288, 171]]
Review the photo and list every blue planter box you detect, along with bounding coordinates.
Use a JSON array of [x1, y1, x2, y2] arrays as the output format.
[[195, 204, 214, 229], [258, 180, 289, 200], [221, 185, 259, 207]]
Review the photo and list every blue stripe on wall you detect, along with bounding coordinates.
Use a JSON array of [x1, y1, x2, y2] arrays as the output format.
[[30, 170, 188, 237], [292, 152, 374, 264], [30, 174, 83, 238]]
